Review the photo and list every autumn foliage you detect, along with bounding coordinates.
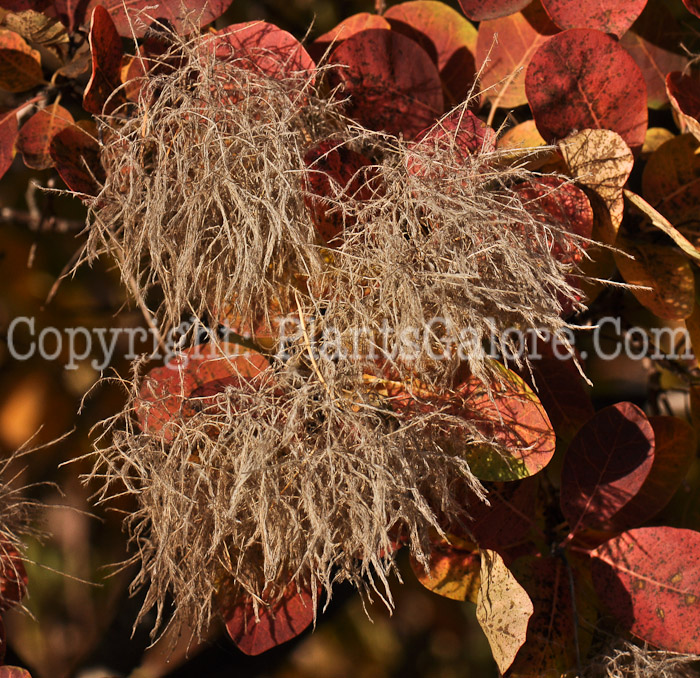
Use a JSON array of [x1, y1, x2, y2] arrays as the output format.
[[3, 0, 700, 676]]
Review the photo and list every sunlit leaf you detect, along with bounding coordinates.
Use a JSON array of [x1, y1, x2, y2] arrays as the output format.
[[476, 550, 533, 675], [457, 0, 532, 21], [328, 28, 443, 139], [561, 402, 655, 534], [526, 29, 647, 151], [83, 5, 126, 115], [0, 668, 32, 678], [514, 175, 593, 265], [0, 27, 42, 92], [0, 107, 18, 181], [559, 129, 634, 234], [615, 238, 695, 320], [223, 581, 315, 655], [212, 21, 315, 81], [592, 527, 700, 653], [16, 103, 73, 170], [457, 364, 556, 481], [541, 0, 647, 37], [385, 1, 478, 107], [310, 13, 390, 62], [84, 0, 233, 37], [476, 4, 558, 110], [411, 533, 481, 602]]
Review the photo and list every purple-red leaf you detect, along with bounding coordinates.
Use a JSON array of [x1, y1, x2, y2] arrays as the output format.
[[384, 1, 478, 107], [49, 122, 105, 196], [328, 28, 443, 139], [0, 108, 18, 181], [592, 527, 700, 653], [541, 0, 647, 37], [683, 0, 700, 18], [525, 28, 647, 151], [605, 416, 696, 531], [666, 71, 700, 142], [83, 5, 126, 115], [561, 402, 655, 534], [16, 104, 74, 170], [212, 21, 315, 81], [84, 0, 233, 37], [310, 13, 390, 62], [457, 0, 532, 21], [224, 582, 315, 655]]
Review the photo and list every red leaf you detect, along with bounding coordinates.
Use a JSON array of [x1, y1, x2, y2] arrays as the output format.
[[0, 108, 18, 181], [411, 108, 496, 162], [16, 104, 74, 170], [84, 0, 233, 37], [0, 542, 27, 611], [211, 22, 315, 81], [560, 402, 655, 534], [303, 140, 377, 245], [605, 416, 696, 532], [456, 365, 556, 481], [136, 344, 271, 440], [0, 28, 43, 93], [525, 28, 647, 151], [49, 122, 105, 195], [515, 176, 594, 265], [476, 4, 559, 110], [592, 527, 700, 653], [666, 71, 700, 141], [384, 1, 478, 107], [683, 0, 700, 18], [457, 0, 532, 21], [83, 5, 126, 115], [0, 668, 32, 678], [310, 13, 390, 62], [328, 28, 443, 139], [0, 616, 4, 664], [51, 0, 90, 32], [620, 2, 687, 109], [540, 0, 647, 37], [224, 582, 315, 655]]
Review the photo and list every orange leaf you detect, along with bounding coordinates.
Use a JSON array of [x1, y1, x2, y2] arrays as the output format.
[[16, 104, 74, 170]]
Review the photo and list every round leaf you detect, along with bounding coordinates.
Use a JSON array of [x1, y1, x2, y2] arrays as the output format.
[[385, 1, 478, 107], [561, 402, 655, 534], [667, 71, 700, 143], [476, 4, 558, 110], [592, 527, 700, 653], [84, 0, 233, 37], [16, 104, 73, 170], [476, 550, 533, 675], [49, 122, 105, 196], [541, 0, 647, 37], [223, 581, 315, 655], [525, 28, 647, 151], [327, 28, 443, 139], [0, 108, 18, 181], [457, 0, 532, 21]]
